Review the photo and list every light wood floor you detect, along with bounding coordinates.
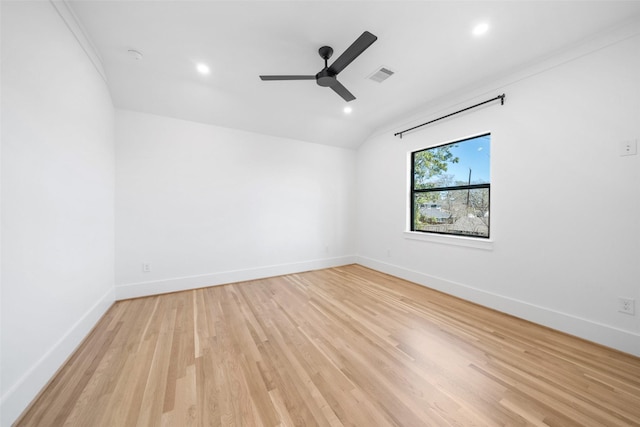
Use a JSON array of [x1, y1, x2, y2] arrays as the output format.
[[17, 265, 640, 426]]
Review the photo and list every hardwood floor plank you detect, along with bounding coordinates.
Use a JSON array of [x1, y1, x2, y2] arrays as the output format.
[[15, 265, 640, 426]]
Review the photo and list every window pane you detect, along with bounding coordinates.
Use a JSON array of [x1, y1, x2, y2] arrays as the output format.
[[413, 188, 489, 237], [413, 134, 490, 190]]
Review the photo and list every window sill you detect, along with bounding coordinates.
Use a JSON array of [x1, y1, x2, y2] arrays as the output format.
[[403, 231, 494, 250]]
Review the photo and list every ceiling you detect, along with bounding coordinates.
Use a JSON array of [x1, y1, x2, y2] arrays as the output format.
[[68, 1, 640, 149]]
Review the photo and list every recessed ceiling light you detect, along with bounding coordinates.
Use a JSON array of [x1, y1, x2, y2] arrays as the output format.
[[196, 63, 210, 74], [472, 22, 490, 37], [343, 106, 353, 114]]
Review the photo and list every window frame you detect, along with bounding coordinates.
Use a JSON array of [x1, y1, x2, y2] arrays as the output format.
[[410, 133, 491, 239]]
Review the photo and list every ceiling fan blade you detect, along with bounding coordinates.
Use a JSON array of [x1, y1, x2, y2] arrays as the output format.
[[260, 75, 316, 81], [328, 31, 377, 75], [329, 80, 356, 102]]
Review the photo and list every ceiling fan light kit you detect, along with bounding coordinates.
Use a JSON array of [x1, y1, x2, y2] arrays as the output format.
[[259, 31, 378, 102]]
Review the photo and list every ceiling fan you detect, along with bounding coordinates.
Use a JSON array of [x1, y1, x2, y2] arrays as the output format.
[[259, 31, 378, 102]]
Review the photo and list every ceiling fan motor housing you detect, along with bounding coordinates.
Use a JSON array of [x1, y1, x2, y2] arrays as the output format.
[[316, 69, 336, 87], [316, 46, 336, 87]]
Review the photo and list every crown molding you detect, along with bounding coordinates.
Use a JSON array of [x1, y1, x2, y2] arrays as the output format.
[[49, 0, 107, 83]]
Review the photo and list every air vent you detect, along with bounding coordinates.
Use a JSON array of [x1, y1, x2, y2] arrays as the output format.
[[368, 67, 394, 83]]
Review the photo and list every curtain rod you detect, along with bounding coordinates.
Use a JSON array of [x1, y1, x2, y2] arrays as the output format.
[[394, 94, 505, 139]]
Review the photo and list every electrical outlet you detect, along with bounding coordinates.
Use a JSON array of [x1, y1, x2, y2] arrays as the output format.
[[142, 263, 151, 273], [618, 297, 635, 315]]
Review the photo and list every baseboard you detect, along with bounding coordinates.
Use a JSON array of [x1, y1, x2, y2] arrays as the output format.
[[356, 256, 640, 357], [1, 287, 115, 427], [115, 255, 358, 300]]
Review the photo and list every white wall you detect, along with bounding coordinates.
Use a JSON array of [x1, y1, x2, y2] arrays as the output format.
[[356, 31, 640, 356], [115, 110, 356, 299], [1, 2, 115, 425]]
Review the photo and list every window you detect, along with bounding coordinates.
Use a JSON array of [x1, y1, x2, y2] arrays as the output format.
[[411, 133, 490, 238]]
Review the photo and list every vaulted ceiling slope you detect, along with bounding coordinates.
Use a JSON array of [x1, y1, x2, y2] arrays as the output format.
[[68, 1, 640, 149]]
